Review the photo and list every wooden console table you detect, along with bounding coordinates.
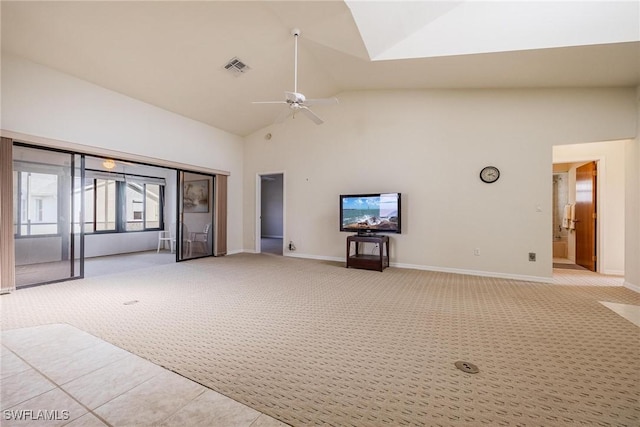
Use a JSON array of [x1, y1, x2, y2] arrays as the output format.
[[346, 234, 390, 272]]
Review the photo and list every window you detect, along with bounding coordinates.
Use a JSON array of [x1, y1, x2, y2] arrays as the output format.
[[126, 183, 144, 231], [80, 173, 164, 233], [145, 184, 161, 229], [80, 178, 117, 233], [13, 171, 59, 236], [35, 199, 44, 221]]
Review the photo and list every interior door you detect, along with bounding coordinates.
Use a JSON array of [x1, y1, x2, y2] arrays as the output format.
[[575, 161, 597, 271]]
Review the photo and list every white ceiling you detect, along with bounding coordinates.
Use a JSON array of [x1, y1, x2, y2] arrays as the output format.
[[2, 1, 639, 137]]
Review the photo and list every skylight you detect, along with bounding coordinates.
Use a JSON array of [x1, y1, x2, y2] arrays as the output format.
[[345, 1, 640, 61]]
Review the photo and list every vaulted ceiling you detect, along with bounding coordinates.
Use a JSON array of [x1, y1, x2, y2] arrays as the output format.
[[2, 1, 639, 136]]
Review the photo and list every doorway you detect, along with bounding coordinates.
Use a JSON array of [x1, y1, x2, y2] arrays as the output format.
[[551, 161, 597, 272], [256, 173, 284, 255], [552, 139, 628, 277]]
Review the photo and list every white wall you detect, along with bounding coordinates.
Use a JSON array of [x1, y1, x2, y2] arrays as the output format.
[[1, 54, 244, 253], [625, 88, 640, 291], [244, 88, 637, 281], [84, 232, 159, 258], [553, 141, 628, 275]]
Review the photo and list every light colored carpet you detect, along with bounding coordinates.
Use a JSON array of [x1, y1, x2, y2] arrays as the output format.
[[1, 254, 638, 426]]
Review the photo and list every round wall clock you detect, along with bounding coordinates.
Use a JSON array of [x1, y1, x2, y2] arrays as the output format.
[[480, 166, 500, 183]]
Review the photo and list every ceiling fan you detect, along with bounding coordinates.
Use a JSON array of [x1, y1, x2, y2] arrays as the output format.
[[252, 28, 338, 125]]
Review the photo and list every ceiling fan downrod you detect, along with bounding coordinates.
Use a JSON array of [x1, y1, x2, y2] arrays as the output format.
[[292, 28, 300, 94]]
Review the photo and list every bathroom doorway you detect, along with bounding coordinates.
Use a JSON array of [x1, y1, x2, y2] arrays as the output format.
[[552, 139, 627, 277], [552, 162, 597, 272]]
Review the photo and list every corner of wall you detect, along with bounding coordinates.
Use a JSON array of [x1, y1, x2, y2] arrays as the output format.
[[624, 87, 640, 289], [624, 281, 640, 294]]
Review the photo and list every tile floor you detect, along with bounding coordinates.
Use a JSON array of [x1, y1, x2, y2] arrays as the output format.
[[600, 301, 640, 327], [1, 324, 288, 426]]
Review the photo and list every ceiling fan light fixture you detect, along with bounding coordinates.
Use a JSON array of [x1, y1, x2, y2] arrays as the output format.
[[102, 159, 116, 170]]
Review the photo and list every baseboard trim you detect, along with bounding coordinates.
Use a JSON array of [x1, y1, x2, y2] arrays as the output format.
[[603, 269, 625, 276], [392, 262, 551, 283], [285, 253, 343, 263], [624, 281, 640, 294], [227, 249, 248, 255], [283, 253, 550, 283]]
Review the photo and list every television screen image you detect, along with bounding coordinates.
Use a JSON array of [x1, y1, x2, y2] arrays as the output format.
[[340, 193, 401, 234]]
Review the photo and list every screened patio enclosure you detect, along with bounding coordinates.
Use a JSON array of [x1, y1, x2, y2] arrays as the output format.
[[10, 143, 224, 289]]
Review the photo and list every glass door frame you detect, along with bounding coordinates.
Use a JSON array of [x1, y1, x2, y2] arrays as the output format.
[[176, 170, 215, 262], [13, 142, 85, 287]]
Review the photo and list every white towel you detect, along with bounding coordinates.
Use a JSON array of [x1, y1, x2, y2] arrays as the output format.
[[562, 204, 571, 229], [569, 204, 576, 230]]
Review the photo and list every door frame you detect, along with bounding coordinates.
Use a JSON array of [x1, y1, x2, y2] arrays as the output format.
[[176, 170, 215, 261], [11, 142, 85, 288], [255, 171, 285, 254]]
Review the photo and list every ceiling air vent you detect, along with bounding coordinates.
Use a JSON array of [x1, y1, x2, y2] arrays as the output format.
[[224, 57, 250, 76]]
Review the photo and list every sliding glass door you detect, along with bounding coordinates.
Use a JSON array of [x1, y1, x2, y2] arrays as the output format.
[[177, 171, 214, 261], [13, 145, 84, 287]]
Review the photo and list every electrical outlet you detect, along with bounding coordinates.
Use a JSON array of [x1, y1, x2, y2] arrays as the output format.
[[474, 248, 480, 256], [529, 252, 536, 262]]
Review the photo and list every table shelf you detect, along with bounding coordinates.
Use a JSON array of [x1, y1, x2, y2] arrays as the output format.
[[346, 235, 390, 272]]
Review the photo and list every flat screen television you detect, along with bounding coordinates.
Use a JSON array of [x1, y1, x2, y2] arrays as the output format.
[[340, 193, 401, 235]]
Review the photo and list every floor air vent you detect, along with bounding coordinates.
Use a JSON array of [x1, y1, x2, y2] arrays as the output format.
[[224, 57, 250, 76], [455, 361, 479, 374]]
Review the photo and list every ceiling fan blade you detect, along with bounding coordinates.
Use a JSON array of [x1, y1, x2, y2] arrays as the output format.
[[299, 106, 324, 125], [252, 101, 288, 104], [304, 97, 339, 106]]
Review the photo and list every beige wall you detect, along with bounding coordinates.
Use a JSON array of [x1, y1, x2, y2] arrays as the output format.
[[625, 88, 640, 291], [244, 89, 637, 281], [1, 54, 244, 254]]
